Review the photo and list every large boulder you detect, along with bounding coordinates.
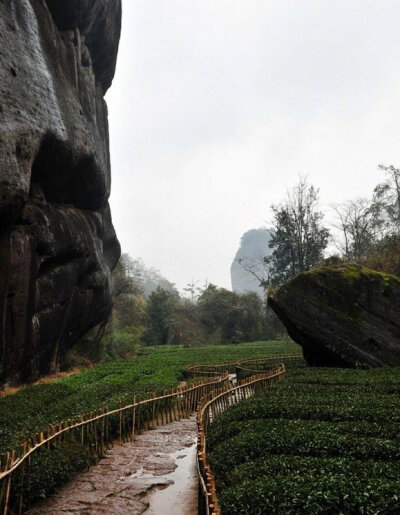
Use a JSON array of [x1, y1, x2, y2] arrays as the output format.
[[0, 0, 121, 385], [268, 265, 400, 367]]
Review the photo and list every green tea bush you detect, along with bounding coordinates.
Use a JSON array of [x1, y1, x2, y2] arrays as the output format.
[[208, 365, 400, 513], [0, 340, 299, 507], [218, 473, 400, 514], [0, 340, 298, 453]]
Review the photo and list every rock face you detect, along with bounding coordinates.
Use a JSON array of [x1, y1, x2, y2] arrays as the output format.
[[0, 0, 121, 385], [231, 228, 272, 297], [268, 265, 400, 367]]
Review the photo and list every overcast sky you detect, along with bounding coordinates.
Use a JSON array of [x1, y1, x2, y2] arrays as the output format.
[[106, 0, 400, 292]]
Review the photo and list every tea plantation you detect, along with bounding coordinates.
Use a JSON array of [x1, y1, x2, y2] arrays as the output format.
[[208, 362, 400, 514], [0, 340, 298, 454]]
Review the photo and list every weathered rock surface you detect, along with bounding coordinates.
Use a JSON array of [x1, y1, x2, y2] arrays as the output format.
[[268, 265, 400, 367], [231, 228, 272, 297], [0, 0, 121, 385]]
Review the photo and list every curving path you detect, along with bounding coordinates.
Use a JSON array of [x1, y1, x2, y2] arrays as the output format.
[[28, 417, 198, 515]]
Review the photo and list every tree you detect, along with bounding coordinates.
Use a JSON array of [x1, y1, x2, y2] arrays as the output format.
[[372, 164, 400, 235], [112, 254, 145, 328], [197, 285, 267, 343], [183, 279, 203, 303], [332, 198, 381, 260], [265, 177, 330, 285], [144, 287, 178, 345], [237, 292, 265, 342], [237, 256, 270, 291], [166, 299, 206, 346], [122, 256, 178, 298]]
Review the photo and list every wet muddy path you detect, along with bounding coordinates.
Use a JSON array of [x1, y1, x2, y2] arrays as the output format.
[[29, 416, 198, 515]]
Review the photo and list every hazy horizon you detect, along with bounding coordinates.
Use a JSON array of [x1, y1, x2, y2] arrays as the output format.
[[106, 0, 400, 292]]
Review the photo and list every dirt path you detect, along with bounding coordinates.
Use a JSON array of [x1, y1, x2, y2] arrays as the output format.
[[28, 416, 198, 515]]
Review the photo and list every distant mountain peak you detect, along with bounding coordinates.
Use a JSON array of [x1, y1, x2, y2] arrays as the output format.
[[231, 227, 273, 297]]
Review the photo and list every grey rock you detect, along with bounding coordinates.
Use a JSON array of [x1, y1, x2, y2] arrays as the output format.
[[0, 0, 121, 385], [268, 264, 400, 367], [231, 228, 272, 297]]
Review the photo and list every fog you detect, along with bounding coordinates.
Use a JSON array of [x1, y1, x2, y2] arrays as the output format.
[[106, 0, 400, 291]]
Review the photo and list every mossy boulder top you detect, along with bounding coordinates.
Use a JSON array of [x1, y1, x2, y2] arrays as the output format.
[[268, 264, 400, 367]]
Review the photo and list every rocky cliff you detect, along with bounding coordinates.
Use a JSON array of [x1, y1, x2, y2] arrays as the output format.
[[0, 0, 122, 385], [231, 228, 272, 297], [268, 265, 400, 367]]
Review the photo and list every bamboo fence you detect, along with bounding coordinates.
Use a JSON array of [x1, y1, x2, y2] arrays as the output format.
[[0, 372, 229, 514], [0, 355, 298, 514], [196, 364, 287, 515], [187, 354, 302, 380], [235, 355, 303, 380]]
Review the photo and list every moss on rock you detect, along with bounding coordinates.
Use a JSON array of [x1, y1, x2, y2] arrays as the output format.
[[268, 264, 400, 367]]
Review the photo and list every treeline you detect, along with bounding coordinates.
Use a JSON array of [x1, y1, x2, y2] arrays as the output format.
[[67, 255, 283, 365], [239, 164, 400, 288], [330, 164, 400, 275], [110, 255, 281, 351]]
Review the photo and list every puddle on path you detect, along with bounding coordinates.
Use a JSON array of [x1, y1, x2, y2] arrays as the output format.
[[143, 442, 198, 515]]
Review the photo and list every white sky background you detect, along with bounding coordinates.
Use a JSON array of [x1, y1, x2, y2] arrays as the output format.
[[106, 0, 400, 292]]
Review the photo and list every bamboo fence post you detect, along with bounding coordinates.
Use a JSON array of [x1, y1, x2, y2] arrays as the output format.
[[132, 396, 136, 440], [143, 402, 149, 431], [169, 391, 174, 423], [158, 398, 164, 426], [119, 402, 123, 443], [151, 393, 156, 427], [166, 393, 171, 424], [3, 450, 14, 515], [173, 391, 179, 421], [18, 442, 27, 515], [159, 398, 164, 425]]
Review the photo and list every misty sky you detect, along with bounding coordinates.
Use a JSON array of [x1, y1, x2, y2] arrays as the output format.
[[106, 0, 400, 292]]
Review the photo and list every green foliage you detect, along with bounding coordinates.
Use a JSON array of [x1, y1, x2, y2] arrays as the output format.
[[208, 364, 400, 514], [217, 466, 400, 514], [144, 287, 179, 345], [266, 177, 330, 285], [165, 300, 206, 346], [11, 441, 94, 508], [103, 326, 143, 358], [198, 285, 266, 343], [83, 253, 287, 354], [0, 339, 300, 508], [0, 340, 299, 454]]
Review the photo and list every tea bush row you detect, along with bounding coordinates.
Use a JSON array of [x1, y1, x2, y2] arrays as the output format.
[[207, 365, 400, 514], [0, 340, 298, 453]]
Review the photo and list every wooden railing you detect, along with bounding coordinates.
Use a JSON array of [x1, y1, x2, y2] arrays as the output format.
[[0, 355, 299, 514], [196, 364, 287, 515], [0, 373, 229, 514], [235, 355, 303, 380], [186, 362, 237, 377], [187, 354, 302, 381]]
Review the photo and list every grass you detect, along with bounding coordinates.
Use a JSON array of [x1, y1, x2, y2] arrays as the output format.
[[207, 362, 400, 514], [0, 339, 299, 454]]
